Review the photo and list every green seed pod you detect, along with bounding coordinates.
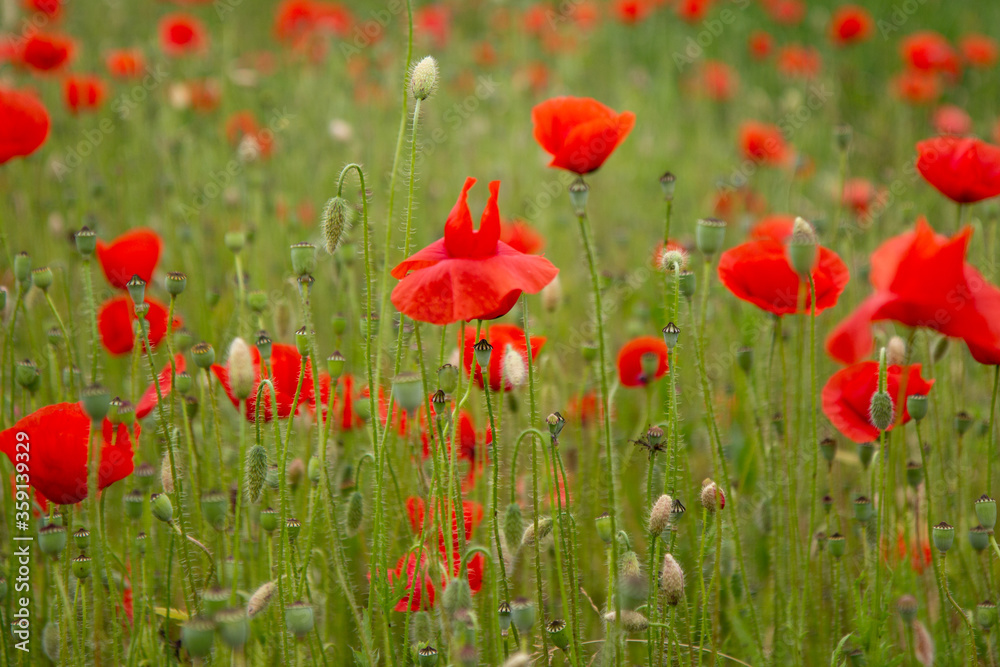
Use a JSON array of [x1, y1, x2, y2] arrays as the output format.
[[31, 266, 53, 291], [151, 493, 174, 523], [290, 242, 317, 276], [42, 620, 60, 662], [14, 251, 31, 284], [246, 444, 268, 503], [38, 524, 67, 557], [582, 343, 598, 362], [853, 496, 874, 523], [857, 442, 875, 470], [247, 290, 268, 313], [510, 598, 534, 634], [202, 491, 228, 530], [46, 326, 62, 347], [834, 123, 853, 151], [202, 587, 230, 618], [191, 342, 215, 369], [661, 322, 680, 351], [173, 328, 194, 353], [80, 384, 111, 422], [896, 594, 918, 624], [286, 518, 301, 542], [679, 271, 696, 299], [932, 522, 955, 552], [73, 527, 90, 550], [216, 608, 249, 648], [72, 554, 91, 579], [970, 525, 991, 551], [409, 610, 433, 647], [256, 331, 273, 362], [322, 197, 354, 254], [295, 326, 310, 357], [417, 644, 439, 667], [135, 531, 148, 556], [955, 411, 974, 435], [819, 438, 837, 465], [327, 351, 346, 380], [181, 617, 216, 658], [568, 178, 589, 216], [822, 495, 834, 514], [134, 461, 156, 489], [125, 489, 145, 520], [224, 230, 246, 253], [976, 494, 998, 530], [695, 217, 727, 256], [307, 456, 322, 485], [786, 217, 819, 277], [165, 271, 187, 297], [125, 274, 146, 306], [978, 601, 998, 630], [443, 578, 473, 617], [472, 338, 494, 371], [504, 503, 523, 552], [547, 619, 569, 651], [393, 372, 424, 415], [346, 491, 364, 535], [15, 359, 37, 388], [659, 171, 676, 200], [736, 346, 752, 373], [110, 397, 135, 425], [906, 461, 923, 488], [259, 507, 278, 533], [868, 391, 894, 431], [438, 364, 459, 394], [596, 512, 614, 544], [284, 601, 315, 637], [498, 602, 512, 636], [75, 226, 97, 256]]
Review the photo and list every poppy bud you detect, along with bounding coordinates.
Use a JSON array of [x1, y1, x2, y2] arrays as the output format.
[[679, 271, 696, 299], [255, 331, 272, 362], [417, 645, 439, 667], [510, 598, 534, 634], [247, 290, 268, 313], [659, 552, 684, 606], [290, 242, 316, 276], [969, 525, 990, 551], [649, 494, 673, 537], [346, 491, 364, 535], [502, 653, 531, 667], [160, 453, 175, 494], [547, 412, 566, 438], [224, 230, 246, 253], [181, 618, 215, 658], [819, 437, 837, 465], [868, 391, 893, 431], [473, 339, 493, 371], [500, 345, 527, 389], [151, 493, 174, 523], [828, 532, 846, 558], [217, 608, 249, 648], [443, 577, 473, 617], [887, 335, 906, 366], [192, 342, 215, 369], [322, 197, 353, 254], [568, 178, 589, 216], [15, 359, 37, 388], [225, 337, 254, 400], [932, 521, 955, 552], [125, 489, 145, 520], [906, 460, 923, 488], [700, 479, 724, 512], [80, 384, 111, 422], [287, 458, 305, 490], [660, 250, 687, 274], [932, 335, 949, 361], [978, 601, 998, 629], [31, 267, 53, 291], [393, 373, 423, 415], [38, 524, 67, 557], [786, 217, 818, 278], [126, 274, 146, 306], [857, 442, 875, 470], [976, 494, 997, 530], [327, 351, 346, 380], [307, 456, 321, 485], [853, 496, 873, 522], [619, 553, 647, 609], [248, 581, 276, 617], [285, 601, 314, 637], [165, 271, 187, 297], [695, 217, 727, 256], [595, 512, 614, 544], [896, 595, 918, 624], [521, 516, 553, 549], [72, 554, 91, 579], [14, 252, 31, 284], [662, 322, 680, 350], [659, 171, 676, 201], [134, 461, 156, 489], [955, 411, 973, 435], [547, 619, 570, 651], [286, 517, 301, 542], [834, 123, 853, 151], [75, 227, 97, 256], [73, 527, 90, 551], [410, 56, 439, 100], [202, 491, 227, 530], [604, 610, 649, 633], [907, 394, 928, 421], [541, 275, 562, 312], [504, 503, 524, 552]]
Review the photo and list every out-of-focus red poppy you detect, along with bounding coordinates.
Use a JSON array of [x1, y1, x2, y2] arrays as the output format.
[[23, 0, 63, 18], [16, 32, 74, 71], [827, 218, 1000, 365], [617, 336, 669, 387], [916, 136, 1000, 203], [821, 362, 933, 442], [699, 60, 738, 101], [212, 342, 312, 422], [106, 49, 146, 79], [136, 353, 186, 419], [719, 237, 849, 316], [532, 96, 635, 174], [316, 373, 364, 431], [566, 390, 602, 427], [829, 5, 872, 45], [0, 86, 49, 165], [776, 44, 821, 79], [748, 30, 773, 60], [274, 0, 352, 42], [499, 220, 545, 255], [932, 105, 972, 136], [461, 323, 546, 392], [676, 0, 712, 22], [0, 403, 135, 505], [841, 179, 886, 218], [901, 31, 959, 77], [417, 409, 489, 489], [762, 0, 804, 25], [96, 228, 162, 289], [224, 110, 274, 158], [712, 187, 767, 220], [615, 0, 652, 24], [749, 214, 796, 241], [382, 551, 436, 612], [960, 34, 998, 68], [98, 296, 180, 356], [739, 121, 791, 166], [573, 1, 599, 29], [159, 14, 208, 57], [893, 68, 941, 105], [64, 74, 106, 114], [187, 78, 221, 112], [415, 4, 450, 48], [391, 178, 558, 325]]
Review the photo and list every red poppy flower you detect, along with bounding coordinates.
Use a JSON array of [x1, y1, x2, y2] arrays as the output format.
[[16, 32, 74, 71], [829, 5, 872, 45], [23, 0, 63, 18], [106, 49, 146, 79], [212, 343, 312, 422], [699, 60, 738, 101], [0, 403, 135, 505], [676, 0, 712, 22], [916, 136, 1000, 204], [748, 30, 773, 60], [840, 179, 886, 218], [718, 238, 849, 316], [531, 97, 635, 174], [224, 111, 274, 158], [402, 497, 486, 599], [159, 14, 208, 57], [391, 178, 558, 325], [384, 552, 436, 612], [932, 105, 972, 136], [617, 336, 669, 387], [96, 228, 162, 289], [762, 0, 804, 24], [615, 0, 652, 24], [566, 390, 603, 427], [0, 86, 49, 165], [901, 31, 960, 77], [415, 4, 450, 48], [821, 362, 933, 442], [98, 296, 180, 356], [499, 220, 545, 254], [826, 218, 1000, 365], [893, 69, 941, 105], [316, 373, 364, 431], [749, 214, 796, 242], [461, 323, 546, 392], [776, 45, 821, 79], [136, 353, 186, 420], [712, 187, 767, 220], [739, 121, 791, 166], [960, 34, 998, 68], [64, 75, 106, 114]]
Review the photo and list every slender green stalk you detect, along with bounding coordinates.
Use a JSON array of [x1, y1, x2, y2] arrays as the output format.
[[81, 257, 99, 383], [988, 365, 999, 496], [43, 291, 76, 395]]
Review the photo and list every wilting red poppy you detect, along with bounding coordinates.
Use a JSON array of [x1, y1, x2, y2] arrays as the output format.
[[499, 219, 545, 254], [829, 5, 872, 45], [391, 178, 558, 325], [461, 323, 546, 392], [23, 0, 63, 18], [776, 45, 821, 79], [64, 74, 106, 114], [827, 218, 1000, 365], [96, 228, 162, 289], [893, 69, 941, 105], [159, 14, 208, 57], [224, 110, 274, 158], [718, 238, 849, 316], [960, 34, 998, 68], [0, 403, 135, 505], [136, 353, 186, 419], [0, 86, 50, 165], [739, 121, 791, 166], [901, 31, 959, 77], [212, 343, 312, 422], [821, 362, 933, 442], [748, 30, 773, 60], [16, 32, 74, 71], [106, 49, 146, 79], [916, 136, 1000, 204], [98, 296, 181, 356], [617, 337, 669, 387], [932, 105, 972, 136], [532, 96, 635, 174]]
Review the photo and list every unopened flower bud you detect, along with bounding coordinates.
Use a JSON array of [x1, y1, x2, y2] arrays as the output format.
[[246, 444, 268, 503], [346, 491, 364, 535], [659, 552, 684, 605], [604, 610, 649, 632], [869, 391, 893, 431], [897, 594, 918, 624], [410, 56, 439, 100], [322, 197, 353, 254], [227, 338, 254, 400], [248, 581, 276, 617], [151, 492, 174, 523], [649, 494, 673, 537], [700, 479, 724, 512], [887, 335, 906, 366], [541, 275, 562, 312]]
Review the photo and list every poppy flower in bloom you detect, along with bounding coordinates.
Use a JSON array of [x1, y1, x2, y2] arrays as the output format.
[[274, 0, 352, 45], [23, 0, 63, 18], [98, 296, 180, 356], [16, 32, 74, 71], [106, 49, 146, 79], [136, 353, 186, 419], [0, 86, 50, 165], [829, 5, 872, 45], [762, 0, 804, 25], [461, 323, 546, 392], [566, 390, 602, 427], [615, 0, 652, 24], [499, 219, 545, 255], [159, 14, 208, 57], [531, 96, 635, 174], [826, 218, 1000, 365], [719, 238, 849, 316], [617, 336, 669, 387], [916, 136, 1000, 204], [901, 31, 959, 77], [676, 0, 712, 22], [415, 4, 451, 48], [749, 214, 796, 241], [212, 343, 312, 422], [739, 121, 791, 166], [932, 105, 972, 136], [748, 30, 773, 60], [0, 403, 135, 505], [776, 45, 821, 79], [224, 110, 274, 158], [383, 552, 436, 611], [840, 179, 886, 218], [64, 74, 106, 114], [712, 186, 767, 220], [960, 34, 998, 68], [316, 373, 364, 430], [96, 228, 163, 289], [391, 178, 558, 325], [821, 362, 933, 442], [699, 61, 738, 101], [893, 69, 941, 105]]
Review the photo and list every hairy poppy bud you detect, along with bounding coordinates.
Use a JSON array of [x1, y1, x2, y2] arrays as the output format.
[[346, 491, 364, 535], [700, 479, 724, 512], [307, 456, 321, 485], [887, 335, 906, 366], [853, 496, 873, 522], [828, 532, 846, 558], [246, 445, 268, 503], [290, 242, 316, 276], [181, 618, 215, 658], [568, 178, 589, 216], [547, 619, 569, 651], [410, 56, 439, 100], [932, 521, 954, 552], [521, 516, 553, 549], [659, 553, 684, 605], [897, 594, 918, 624], [662, 322, 680, 350], [510, 598, 534, 634], [907, 394, 928, 421], [393, 373, 423, 415], [659, 171, 676, 201], [165, 271, 187, 297], [217, 608, 249, 648], [32, 266, 53, 291], [695, 217, 727, 256], [247, 581, 276, 617], [160, 454, 174, 493], [322, 197, 353, 254], [504, 503, 523, 553], [192, 342, 215, 369], [443, 577, 473, 617], [604, 610, 649, 633], [541, 275, 562, 312], [500, 345, 527, 389], [619, 550, 647, 608], [976, 494, 997, 530], [151, 493, 174, 523], [649, 494, 673, 537], [869, 391, 893, 431], [502, 652, 531, 667], [786, 217, 818, 278], [75, 227, 97, 256]]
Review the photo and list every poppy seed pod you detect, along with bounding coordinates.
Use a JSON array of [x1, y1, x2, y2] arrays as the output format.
[[828, 532, 846, 558], [679, 271, 696, 299], [71, 553, 91, 580], [437, 364, 458, 394], [252, 332, 272, 364], [15, 359, 38, 389], [38, 524, 67, 557], [857, 442, 876, 470], [111, 397, 135, 425], [290, 242, 316, 276], [151, 493, 174, 523], [284, 601, 314, 637], [417, 645, 439, 667], [510, 598, 534, 634], [662, 322, 680, 350], [181, 618, 215, 658], [497, 601, 513, 636], [224, 230, 246, 253], [695, 217, 727, 256], [322, 196, 353, 254], [73, 527, 90, 550], [31, 266, 53, 291], [595, 512, 614, 544], [327, 351, 346, 379], [410, 56, 438, 100], [473, 339, 494, 371], [80, 384, 111, 422], [124, 489, 145, 520], [135, 531, 148, 556], [259, 507, 278, 533], [165, 271, 186, 297], [216, 608, 249, 648], [907, 394, 928, 421], [853, 496, 874, 522], [247, 581, 276, 617], [568, 178, 589, 216], [659, 553, 684, 605], [897, 594, 918, 624], [547, 619, 569, 651], [868, 391, 894, 431], [834, 123, 853, 151], [955, 411, 974, 435], [670, 498, 686, 523], [976, 495, 997, 530], [970, 525, 991, 551], [786, 217, 819, 277], [14, 252, 31, 285], [126, 274, 146, 306], [202, 587, 230, 617], [285, 517, 301, 541], [659, 171, 676, 200], [906, 460, 923, 488], [191, 342, 215, 369], [75, 226, 97, 256], [978, 601, 998, 629], [247, 290, 268, 313], [932, 522, 955, 552], [649, 494, 673, 537], [393, 373, 424, 415], [819, 437, 837, 465]]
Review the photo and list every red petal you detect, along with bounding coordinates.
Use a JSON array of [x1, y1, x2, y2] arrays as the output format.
[[95, 228, 162, 290]]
